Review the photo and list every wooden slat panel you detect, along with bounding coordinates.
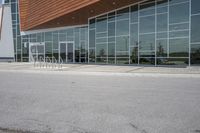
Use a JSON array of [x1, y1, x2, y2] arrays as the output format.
[[19, 0, 100, 30], [19, 0, 141, 30]]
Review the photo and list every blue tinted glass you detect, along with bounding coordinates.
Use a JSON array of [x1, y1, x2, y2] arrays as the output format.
[[191, 15, 200, 43], [169, 38, 189, 57], [169, 3, 189, 24], [140, 15, 155, 33], [191, 0, 200, 14], [116, 20, 129, 36]]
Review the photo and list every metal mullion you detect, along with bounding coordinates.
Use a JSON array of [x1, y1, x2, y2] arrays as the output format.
[[88, 20, 90, 64], [189, 0, 191, 66], [155, 1, 157, 66], [167, 0, 170, 58], [129, 6, 131, 64], [138, 4, 140, 65], [106, 14, 108, 64], [114, 11, 117, 64]]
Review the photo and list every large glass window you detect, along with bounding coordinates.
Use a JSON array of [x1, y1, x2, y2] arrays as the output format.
[[96, 44, 107, 58], [96, 17, 107, 33], [45, 32, 52, 41], [116, 20, 129, 36], [156, 39, 168, 57], [140, 0, 155, 16], [191, 44, 200, 64], [140, 34, 155, 51], [130, 24, 138, 46], [131, 5, 138, 23], [191, 15, 200, 43], [89, 30, 95, 48], [117, 7, 130, 20], [140, 16, 155, 33], [191, 0, 200, 14], [157, 14, 168, 32], [169, 2, 189, 24], [169, 0, 189, 5], [116, 36, 129, 52], [108, 22, 115, 37], [169, 38, 189, 57], [108, 43, 115, 57]]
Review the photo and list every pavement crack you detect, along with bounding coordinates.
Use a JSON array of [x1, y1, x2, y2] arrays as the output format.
[[129, 123, 148, 133]]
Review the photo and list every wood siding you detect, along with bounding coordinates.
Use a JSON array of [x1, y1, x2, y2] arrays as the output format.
[[19, 0, 140, 31]]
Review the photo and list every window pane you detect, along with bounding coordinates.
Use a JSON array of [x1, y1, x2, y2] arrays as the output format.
[[96, 38, 107, 44], [116, 58, 129, 64], [169, 3, 189, 24], [96, 32, 107, 38], [108, 37, 115, 42], [140, 58, 155, 65], [157, 6, 168, 14], [116, 20, 129, 36], [117, 7, 129, 20], [108, 43, 115, 57], [140, 34, 155, 51], [157, 58, 188, 65], [157, 32, 167, 39], [140, 16, 155, 33], [191, 15, 200, 43], [157, 0, 168, 7], [45, 32, 52, 41], [89, 49, 95, 62], [169, 30, 189, 38], [108, 12, 116, 22], [45, 42, 53, 57], [169, 0, 189, 5], [89, 19, 95, 29], [89, 30, 95, 48], [130, 24, 138, 46], [96, 44, 107, 58], [156, 39, 167, 57], [191, 44, 200, 65], [116, 36, 129, 51], [96, 17, 107, 33], [131, 5, 138, 23], [140, 0, 155, 11], [108, 22, 115, 37], [53, 34, 58, 49], [169, 23, 189, 31], [157, 13, 168, 32], [191, 0, 200, 14], [169, 38, 189, 57], [140, 8, 155, 16], [130, 46, 138, 64]]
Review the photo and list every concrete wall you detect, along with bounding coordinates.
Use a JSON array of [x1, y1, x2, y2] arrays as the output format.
[[0, 5, 14, 62]]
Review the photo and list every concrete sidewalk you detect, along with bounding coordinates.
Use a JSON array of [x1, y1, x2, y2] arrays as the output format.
[[0, 62, 200, 75]]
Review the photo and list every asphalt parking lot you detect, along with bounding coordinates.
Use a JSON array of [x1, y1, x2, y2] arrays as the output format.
[[0, 63, 200, 133]]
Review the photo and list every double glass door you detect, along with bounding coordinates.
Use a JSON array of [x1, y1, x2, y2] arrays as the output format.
[[59, 42, 74, 63]]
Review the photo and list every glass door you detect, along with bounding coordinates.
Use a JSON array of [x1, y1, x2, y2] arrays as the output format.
[[59, 42, 74, 63], [67, 42, 74, 63]]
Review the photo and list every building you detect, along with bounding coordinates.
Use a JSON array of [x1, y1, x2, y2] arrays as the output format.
[[0, 4, 14, 62], [2, 0, 200, 66]]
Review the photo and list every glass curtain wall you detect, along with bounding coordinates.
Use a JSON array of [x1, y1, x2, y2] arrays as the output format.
[[5, 0, 200, 66], [22, 27, 88, 63], [89, 0, 191, 65]]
